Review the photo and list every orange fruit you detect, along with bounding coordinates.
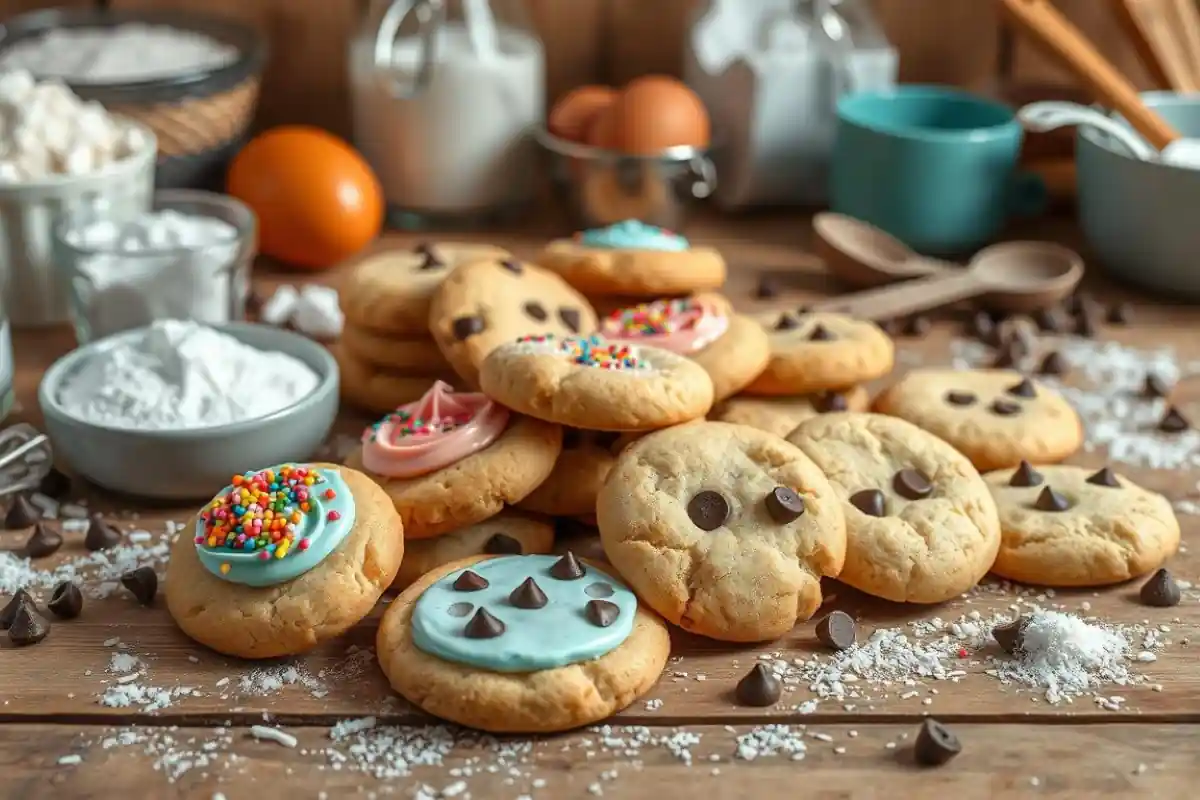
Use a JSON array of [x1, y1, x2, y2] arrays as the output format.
[[227, 126, 383, 270]]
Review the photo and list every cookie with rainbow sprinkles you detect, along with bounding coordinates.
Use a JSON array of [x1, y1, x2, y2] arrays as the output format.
[[165, 463, 403, 659]]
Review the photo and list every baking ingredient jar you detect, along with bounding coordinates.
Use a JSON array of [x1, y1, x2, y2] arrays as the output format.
[[349, 0, 545, 226]]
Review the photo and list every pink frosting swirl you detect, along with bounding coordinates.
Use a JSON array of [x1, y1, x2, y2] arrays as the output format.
[[360, 381, 509, 478], [599, 297, 730, 354]]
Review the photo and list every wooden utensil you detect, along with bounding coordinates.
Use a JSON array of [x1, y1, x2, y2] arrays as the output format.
[[1110, 0, 1197, 91], [998, 0, 1182, 150]]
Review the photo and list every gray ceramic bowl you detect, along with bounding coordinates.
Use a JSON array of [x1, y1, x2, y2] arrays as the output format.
[[1077, 92, 1200, 297], [38, 323, 338, 501]]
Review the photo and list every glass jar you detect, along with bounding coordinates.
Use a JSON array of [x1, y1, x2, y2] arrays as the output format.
[[0, 295, 12, 423], [349, 0, 546, 227]]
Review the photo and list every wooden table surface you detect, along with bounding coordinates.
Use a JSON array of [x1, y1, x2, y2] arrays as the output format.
[[3, 212, 1199, 799]]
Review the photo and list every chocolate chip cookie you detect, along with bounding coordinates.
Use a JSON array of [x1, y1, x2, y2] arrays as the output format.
[[711, 387, 871, 438], [745, 311, 894, 395]]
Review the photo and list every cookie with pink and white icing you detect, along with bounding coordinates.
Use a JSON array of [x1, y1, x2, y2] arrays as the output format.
[[344, 381, 561, 539]]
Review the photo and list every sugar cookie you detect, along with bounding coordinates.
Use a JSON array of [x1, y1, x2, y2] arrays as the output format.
[[711, 387, 871, 438], [745, 310, 894, 395], [983, 463, 1179, 586], [873, 369, 1083, 471], [344, 381, 560, 539], [377, 554, 670, 732], [334, 344, 459, 415], [516, 429, 622, 517], [597, 421, 846, 642], [538, 221, 726, 296], [165, 463, 403, 658], [788, 413, 1001, 603], [393, 512, 555, 589], [480, 334, 714, 432], [340, 324, 447, 371]]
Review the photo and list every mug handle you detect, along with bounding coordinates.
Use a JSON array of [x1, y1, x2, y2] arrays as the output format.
[[1007, 170, 1048, 218]]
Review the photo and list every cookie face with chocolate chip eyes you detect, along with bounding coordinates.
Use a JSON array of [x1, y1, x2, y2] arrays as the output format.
[[872, 368, 1083, 471], [596, 421, 846, 642], [788, 412, 1001, 603]]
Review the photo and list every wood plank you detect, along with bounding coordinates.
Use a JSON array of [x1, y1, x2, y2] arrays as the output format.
[[528, 0, 606, 105], [2, 0, 98, 15], [604, 0, 693, 83]]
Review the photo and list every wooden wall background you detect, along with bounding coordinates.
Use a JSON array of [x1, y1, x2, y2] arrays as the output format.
[[0, 0, 1159, 138]]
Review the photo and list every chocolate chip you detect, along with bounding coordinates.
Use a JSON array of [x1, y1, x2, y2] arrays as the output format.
[[38, 468, 71, 500], [7, 603, 49, 646], [1158, 406, 1190, 433], [84, 515, 121, 551], [970, 311, 995, 341], [989, 399, 1022, 416], [1009, 460, 1043, 487], [550, 551, 586, 580], [765, 486, 805, 523], [0, 589, 33, 630], [1038, 351, 1069, 376], [1032, 307, 1064, 332], [1143, 374, 1171, 398], [808, 324, 836, 341], [451, 315, 485, 341], [815, 610, 857, 651], [1067, 291, 1092, 315], [1076, 310, 1098, 338], [687, 490, 730, 531], [992, 615, 1029, 655], [734, 664, 781, 707], [121, 567, 158, 606], [499, 259, 523, 274], [523, 301, 548, 322], [1107, 303, 1132, 325], [1139, 568, 1182, 607], [914, 719, 962, 767], [849, 489, 885, 517], [815, 391, 849, 413], [1086, 467, 1120, 487], [509, 577, 548, 609], [1034, 486, 1070, 512], [453, 570, 489, 591], [893, 468, 933, 500], [755, 275, 779, 299], [585, 599, 620, 628], [774, 313, 799, 331], [944, 390, 976, 407], [418, 251, 444, 270], [1006, 378, 1037, 398], [4, 495, 39, 529], [22, 523, 62, 558], [559, 307, 582, 333], [413, 241, 432, 255], [47, 581, 83, 620], [991, 343, 1022, 369], [904, 315, 931, 337], [484, 534, 523, 555], [464, 607, 506, 638]]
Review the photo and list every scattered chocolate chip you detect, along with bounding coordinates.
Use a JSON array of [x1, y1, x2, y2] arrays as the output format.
[[0, 589, 33, 630], [550, 551, 586, 581], [1143, 373, 1171, 398], [484, 534, 523, 555], [1158, 406, 1190, 433], [815, 610, 857, 651], [849, 489, 885, 517], [815, 391, 848, 413], [774, 313, 799, 331], [1006, 378, 1037, 398], [558, 307, 582, 333], [904, 315, 932, 337], [755, 275, 779, 299], [22, 522, 62, 558], [1034, 486, 1071, 512], [413, 241, 432, 255], [1076, 310, 1098, 338], [944, 390, 976, 407], [451, 315, 485, 341], [84, 515, 121, 551], [687, 490, 730, 531], [1067, 291, 1093, 316], [47, 581, 83, 620], [464, 608, 506, 638], [989, 399, 1022, 416], [734, 664, 781, 707], [1086, 467, 1120, 487], [585, 599, 620, 628], [418, 251, 444, 270], [499, 259, 523, 274], [765, 486, 805, 524], [990, 343, 1022, 369], [970, 311, 995, 341], [1038, 351, 1069, 376], [893, 468, 933, 500], [808, 323, 836, 341], [1139, 568, 1182, 607], [121, 567, 158, 606], [1009, 460, 1043, 487], [4, 494, 39, 529], [914, 719, 962, 767], [38, 468, 71, 500], [509, 577, 548, 609], [1032, 307, 1064, 332], [7, 603, 49, 646], [453, 570, 489, 592], [1107, 303, 1132, 325], [523, 301, 548, 321], [992, 615, 1029, 655]]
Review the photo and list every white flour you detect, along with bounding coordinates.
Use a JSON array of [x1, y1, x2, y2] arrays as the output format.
[[56, 320, 319, 431]]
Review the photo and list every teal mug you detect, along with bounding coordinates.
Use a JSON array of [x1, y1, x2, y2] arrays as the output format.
[[830, 86, 1046, 257]]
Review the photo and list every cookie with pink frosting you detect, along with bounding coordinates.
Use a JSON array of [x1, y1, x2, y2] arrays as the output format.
[[599, 294, 769, 402], [345, 381, 561, 539]]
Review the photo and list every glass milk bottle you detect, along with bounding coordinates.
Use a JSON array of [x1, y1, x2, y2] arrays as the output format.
[[350, 0, 545, 227]]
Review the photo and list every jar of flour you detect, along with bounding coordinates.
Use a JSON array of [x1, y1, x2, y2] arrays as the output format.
[[350, 0, 544, 226]]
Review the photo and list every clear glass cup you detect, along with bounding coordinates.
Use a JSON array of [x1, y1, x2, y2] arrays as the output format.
[[53, 189, 257, 345]]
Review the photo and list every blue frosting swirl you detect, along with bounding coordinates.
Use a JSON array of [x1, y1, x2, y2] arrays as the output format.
[[579, 220, 689, 251]]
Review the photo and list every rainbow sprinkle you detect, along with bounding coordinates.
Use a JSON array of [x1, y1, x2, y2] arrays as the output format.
[[605, 298, 704, 337], [363, 408, 475, 443], [518, 334, 644, 371], [195, 465, 328, 562]]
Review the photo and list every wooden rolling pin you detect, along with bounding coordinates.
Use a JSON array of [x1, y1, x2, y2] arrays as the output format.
[[998, 0, 1182, 150]]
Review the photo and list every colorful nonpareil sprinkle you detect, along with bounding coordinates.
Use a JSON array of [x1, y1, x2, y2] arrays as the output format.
[[605, 297, 705, 337], [196, 465, 327, 563], [517, 334, 645, 371], [363, 408, 475, 443]]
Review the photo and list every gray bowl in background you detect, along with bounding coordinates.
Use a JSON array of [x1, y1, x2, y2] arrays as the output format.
[[1077, 92, 1200, 298], [39, 323, 339, 501]]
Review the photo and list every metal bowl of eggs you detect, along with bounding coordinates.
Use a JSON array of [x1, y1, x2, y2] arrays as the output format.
[[536, 77, 717, 232]]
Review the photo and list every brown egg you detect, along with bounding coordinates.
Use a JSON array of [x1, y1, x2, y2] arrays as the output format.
[[549, 85, 619, 142], [610, 75, 711, 154], [586, 102, 622, 150]]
